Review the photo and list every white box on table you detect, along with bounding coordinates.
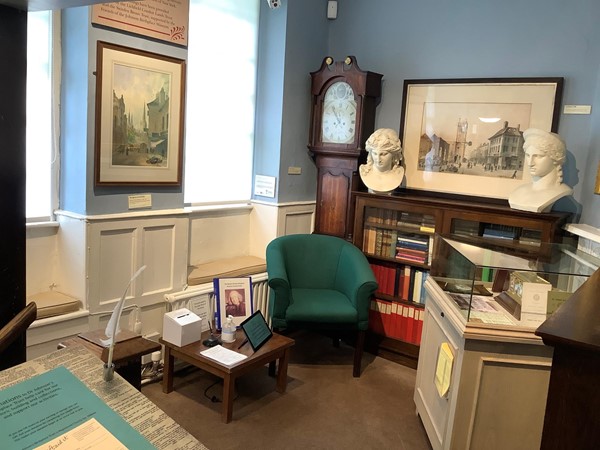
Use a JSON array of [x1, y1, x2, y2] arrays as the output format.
[[162, 308, 202, 346]]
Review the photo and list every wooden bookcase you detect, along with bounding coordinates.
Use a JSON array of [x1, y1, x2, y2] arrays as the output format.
[[352, 190, 570, 368]]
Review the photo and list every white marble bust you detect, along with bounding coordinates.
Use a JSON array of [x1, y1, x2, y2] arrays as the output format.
[[508, 128, 573, 213], [359, 128, 405, 194]]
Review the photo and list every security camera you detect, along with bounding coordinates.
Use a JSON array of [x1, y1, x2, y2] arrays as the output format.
[[267, 0, 281, 9]]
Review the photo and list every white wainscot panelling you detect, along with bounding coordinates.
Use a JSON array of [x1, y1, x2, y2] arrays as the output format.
[[188, 208, 251, 264], [277, 203, 315, 235], [249, 201, 315, 258], [27, 311, 89, 359], [25, 226, 59, 296], [87, 216, 189, 314]]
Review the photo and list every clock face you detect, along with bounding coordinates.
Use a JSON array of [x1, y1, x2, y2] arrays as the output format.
[[321, 81, 357, 144]]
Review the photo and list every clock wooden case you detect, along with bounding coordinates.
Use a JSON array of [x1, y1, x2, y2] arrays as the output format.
[[308, 56, 382, 239]]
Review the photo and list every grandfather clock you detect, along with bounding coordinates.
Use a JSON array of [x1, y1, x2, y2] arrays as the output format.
[[308, 56, 382, 239]]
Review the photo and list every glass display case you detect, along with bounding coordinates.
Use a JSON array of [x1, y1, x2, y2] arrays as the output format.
[[430, 233, 600, 329]]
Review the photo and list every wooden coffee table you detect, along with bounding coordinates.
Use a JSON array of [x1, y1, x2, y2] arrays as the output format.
[[160, 330, 294, 423]]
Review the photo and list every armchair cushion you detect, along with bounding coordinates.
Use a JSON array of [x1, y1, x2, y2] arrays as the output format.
[[286, 288, 358, 325]]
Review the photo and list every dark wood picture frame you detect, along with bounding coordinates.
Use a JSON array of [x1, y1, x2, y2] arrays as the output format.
[[399, 77, 564, 199], [94, 41, 186, 186]]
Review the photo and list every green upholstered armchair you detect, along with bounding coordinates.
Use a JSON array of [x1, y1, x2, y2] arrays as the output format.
[[266, 234, 378, 377]]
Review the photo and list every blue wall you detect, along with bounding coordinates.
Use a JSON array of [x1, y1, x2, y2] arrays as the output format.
[[61, 6, 186, 215], [60, 0, 600, 227], [253, 0, 328, 204], [324, 0, 600, 224]]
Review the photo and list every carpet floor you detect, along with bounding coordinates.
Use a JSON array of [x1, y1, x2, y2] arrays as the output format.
[[142, 330, 433, 450]]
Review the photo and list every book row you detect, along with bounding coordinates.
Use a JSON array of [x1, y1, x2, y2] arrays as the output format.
[[371, 263, 428, 304], [365, 207, 435, 232], [363, 228, 433, 264], [369, 299, 424, 345], [451, 221, 542, 246]]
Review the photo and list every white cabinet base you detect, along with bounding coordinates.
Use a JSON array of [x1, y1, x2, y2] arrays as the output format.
[[414, 277, 553, 450]]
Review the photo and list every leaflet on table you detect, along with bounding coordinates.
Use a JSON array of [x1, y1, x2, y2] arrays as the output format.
[[0, 366, 154, 450], [33, 418, 126, 450], [200, 345, 248, 366], [448, 293, 498, 312], [449, 293, 517, 325]]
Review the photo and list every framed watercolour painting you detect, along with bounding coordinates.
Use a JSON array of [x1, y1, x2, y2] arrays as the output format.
[[94, 41, 185, 186], [399, 78, 563, 199]]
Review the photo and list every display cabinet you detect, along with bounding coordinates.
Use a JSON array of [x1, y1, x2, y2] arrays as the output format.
[[430, 234, 599, 329], [352, 190, 570, 368], [414, 234, 600, 450]]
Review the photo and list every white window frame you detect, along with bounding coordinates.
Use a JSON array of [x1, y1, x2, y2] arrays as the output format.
[[26, 10, 61, 223], [183, 0, 260, 206]]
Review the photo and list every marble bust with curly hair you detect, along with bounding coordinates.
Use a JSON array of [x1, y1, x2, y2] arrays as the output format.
[[359, 128, 405, 194], [508, 128, 572, 213]]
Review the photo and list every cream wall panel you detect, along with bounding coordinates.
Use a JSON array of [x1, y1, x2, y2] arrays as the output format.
[[188, 209, 251, 264], [55, 214, 87, 304], [467, 357, 550, 450], [96, 227, 137, 305], [141, 224, 176, 294], [25, 226, 59, 296], [27, 312, 89, 359], [250, 202, 279, 258], [87, 216, 188, 314], [249, 201, 315, 258], [278, 204, 315, 235]]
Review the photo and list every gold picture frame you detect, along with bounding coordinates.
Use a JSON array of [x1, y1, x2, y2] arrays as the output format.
[[94, 41, 185, 186]]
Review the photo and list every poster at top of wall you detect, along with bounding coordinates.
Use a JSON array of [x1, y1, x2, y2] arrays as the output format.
[[92, 0, 189, 47]]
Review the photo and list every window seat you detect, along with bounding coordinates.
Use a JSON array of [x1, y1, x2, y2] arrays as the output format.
[[187, 255, 267, 286], [26, 290, 81, 319]]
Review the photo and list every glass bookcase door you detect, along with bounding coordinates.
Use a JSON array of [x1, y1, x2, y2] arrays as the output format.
[[362, 206, 435, 266]]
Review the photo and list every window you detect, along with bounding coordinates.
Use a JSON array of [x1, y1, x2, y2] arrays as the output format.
[[26, 10, 60, 220], [184, 0, 260, 204]]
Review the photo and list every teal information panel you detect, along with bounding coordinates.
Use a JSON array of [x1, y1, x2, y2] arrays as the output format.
[[0, 366, 155, 450]]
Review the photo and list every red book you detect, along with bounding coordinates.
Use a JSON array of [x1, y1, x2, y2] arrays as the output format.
[[381, 266, 389, 295], [412, 307, 422, 344], [369, 300, 382, 335], [400, 305, 409, 341], [386, 266, 396, 296], [416, 309, 424, 345], [397, 268, 404, 298], [389, 302, 399, 338], [396, 247, 428, 258], [371, 264, 381, 292], [402, 267, 411, 300], [396, 253, 426, 264], [406, 305, 415, 343], [382, 300, 393, 337]]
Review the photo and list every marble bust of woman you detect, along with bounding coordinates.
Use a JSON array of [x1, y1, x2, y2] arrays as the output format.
[[359, 128, 405, 194], [508, 128, 573, 213]]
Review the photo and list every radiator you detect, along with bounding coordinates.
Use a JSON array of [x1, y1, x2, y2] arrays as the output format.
[[164, 272, 270, 325]]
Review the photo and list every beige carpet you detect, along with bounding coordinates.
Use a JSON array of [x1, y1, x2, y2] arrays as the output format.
[[142, 330, 432, 450]]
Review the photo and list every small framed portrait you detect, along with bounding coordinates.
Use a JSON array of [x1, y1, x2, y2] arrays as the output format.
[[213, 277, 253, 329]]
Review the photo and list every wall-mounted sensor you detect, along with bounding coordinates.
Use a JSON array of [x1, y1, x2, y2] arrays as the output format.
[[267, 0, 281, 9], [327, 1, 338, 19]]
